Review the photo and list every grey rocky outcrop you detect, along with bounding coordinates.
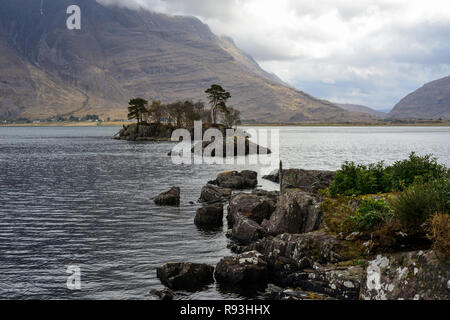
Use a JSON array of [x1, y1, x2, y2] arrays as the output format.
[[227, 193, 277, 227], [154, 187, 180, 206], [199, 184, 232, 203], [156, 262, 214, 291], [215, 251, 268, 286], [263, 169, 335, 193], [262, 189, 322, 236], [194, 203, 224, 228], [231, 216, 267, 243], [212, 171, 258, 190]]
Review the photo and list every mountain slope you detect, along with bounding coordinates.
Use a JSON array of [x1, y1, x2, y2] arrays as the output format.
[[336, 103, 387, 118], [389, 76, 450, 119], [0, 0, 372, 122]]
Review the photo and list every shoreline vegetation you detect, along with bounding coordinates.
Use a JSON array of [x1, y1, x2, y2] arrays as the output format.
[[153, 153, 449, 300]]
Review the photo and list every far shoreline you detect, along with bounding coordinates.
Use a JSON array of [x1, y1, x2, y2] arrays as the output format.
[[1, 120, 450, 128]]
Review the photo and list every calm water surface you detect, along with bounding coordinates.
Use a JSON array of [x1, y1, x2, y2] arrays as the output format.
[[0, 126, 449, 299]]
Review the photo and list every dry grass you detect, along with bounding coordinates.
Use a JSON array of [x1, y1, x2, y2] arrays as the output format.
[[428, 213, 450, 260]]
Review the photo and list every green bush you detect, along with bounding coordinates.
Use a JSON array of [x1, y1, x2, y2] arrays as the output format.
[[390, 178, 449, 232], [328, 153, 448, 198], [387, 152, 447, 191], [329, 161, 390, 197], [353, 198, 393, 231]]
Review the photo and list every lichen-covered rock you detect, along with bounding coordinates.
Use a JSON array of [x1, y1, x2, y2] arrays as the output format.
[[194, 203, 224, 228], [251, 232, 362, 268], [231, 216, 267, 243], [198, 184, 232, 203], [263, 169, 335, 193], [227, 193, 277, 227], [214, 171, 258, 190], [360, 251, 450, 300], [262, 189, 322, 236], [154, 187, 180, 206], [215, 251, 268, 286], [156, 262, 214, 291], [278, 266, 363, 300]]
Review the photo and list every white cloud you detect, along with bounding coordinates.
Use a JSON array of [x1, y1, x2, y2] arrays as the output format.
[[97, 0, 450, 111]]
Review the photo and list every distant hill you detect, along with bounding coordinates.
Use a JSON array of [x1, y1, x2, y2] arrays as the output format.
[[336, 103, 387, 118], [389, 76, 450, 119], [0, 0, 373, 123]]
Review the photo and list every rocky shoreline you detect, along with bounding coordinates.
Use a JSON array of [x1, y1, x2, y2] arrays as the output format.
[[152, 168, 449, 300]]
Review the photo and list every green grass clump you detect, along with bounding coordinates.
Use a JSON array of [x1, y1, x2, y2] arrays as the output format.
[[353, 198, 393, 231], [390, 177, 449, 232]]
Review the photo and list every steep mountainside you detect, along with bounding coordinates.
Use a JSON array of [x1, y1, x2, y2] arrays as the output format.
[[389, 76, 450, 119], [0, 0, 373, 122], [336, 104, 387, 118]]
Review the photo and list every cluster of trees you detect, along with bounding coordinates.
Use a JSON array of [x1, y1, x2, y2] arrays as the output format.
[[128, 85, 241, 128]]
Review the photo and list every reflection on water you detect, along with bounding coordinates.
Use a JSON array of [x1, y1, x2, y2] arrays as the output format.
[[0, 126, 449, 299]]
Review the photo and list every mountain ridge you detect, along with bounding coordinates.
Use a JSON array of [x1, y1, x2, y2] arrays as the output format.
[[389, 76, 450, 119], [0, 0, 374, 123]]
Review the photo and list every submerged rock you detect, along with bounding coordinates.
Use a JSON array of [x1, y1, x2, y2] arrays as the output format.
[[154, 187, 180, 206], [156, 262, 214, 291], [262, 189, 322, 236], [263, 169, 335, 193], [194, 203, 224, 228], [215, 251, 268, 286], [199, 184, 232, 203], [150, 288, 175, 300], [360, 250, 450, 300], [213, 171, 258, 190]]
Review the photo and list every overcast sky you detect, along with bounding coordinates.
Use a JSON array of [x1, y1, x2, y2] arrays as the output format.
[[97, 0, 450, 111]]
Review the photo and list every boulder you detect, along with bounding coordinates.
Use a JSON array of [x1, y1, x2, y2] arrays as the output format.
[[360, 251, 450, 300], [193, 137, 271, 157], [199, 184, 232, 203], [154, 187, 180, 206], [227, 193, 277, 228], [278, 266, 363, 300], [215, 251, 268, 286], [156, 262, 214, 291], [214, 171, 258, 190], [263, 169, 335, 193], [262, 189, 322, 236], [231, 216, 267, 243], [194, 203, 224, 228]]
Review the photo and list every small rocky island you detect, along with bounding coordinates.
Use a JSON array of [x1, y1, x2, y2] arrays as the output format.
[[154, 153, 450, 300]]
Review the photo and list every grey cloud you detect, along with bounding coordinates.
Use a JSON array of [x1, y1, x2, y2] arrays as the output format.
[[96, 0, 450, 111]]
